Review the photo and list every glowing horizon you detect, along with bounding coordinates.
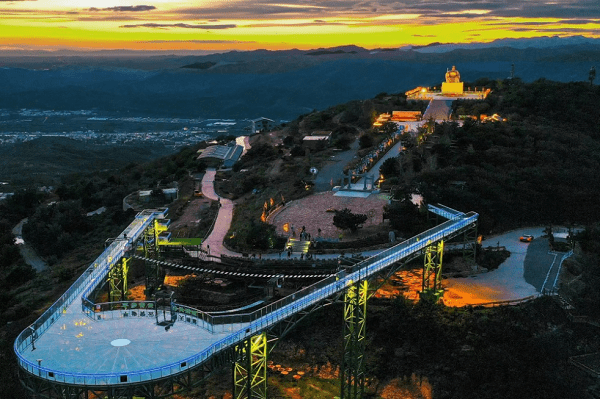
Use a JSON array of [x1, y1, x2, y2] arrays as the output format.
[[1, 0, 600, 52]]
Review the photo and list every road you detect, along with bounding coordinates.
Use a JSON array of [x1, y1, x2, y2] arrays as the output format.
[[11, 218, 48, 272], [443, 227, 565, 306], [356, 139, 405, 186], [312, 139, 359, 192]]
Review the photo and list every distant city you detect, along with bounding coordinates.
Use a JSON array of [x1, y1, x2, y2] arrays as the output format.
[[0, 108, 276, 148]]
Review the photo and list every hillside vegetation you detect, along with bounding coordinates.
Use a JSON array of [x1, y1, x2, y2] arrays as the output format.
[[3, 79, 600, 398], [413, 78, 600, 232]]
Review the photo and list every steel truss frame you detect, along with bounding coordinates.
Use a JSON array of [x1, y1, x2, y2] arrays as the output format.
[[108, 257, 129, 302], [340, 280, 368, 399], [233, 332, 267, 399], [422, 240, 444, 301], [427, 211, 478, 263], [461, 224, 478, 263], [142, 221, 162, 297]]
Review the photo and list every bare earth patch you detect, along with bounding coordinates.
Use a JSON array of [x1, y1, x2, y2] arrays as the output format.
[[169, 197, 212, 231]]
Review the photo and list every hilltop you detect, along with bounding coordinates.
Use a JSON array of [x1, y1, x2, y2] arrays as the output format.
[[3, 78, 600, 398]]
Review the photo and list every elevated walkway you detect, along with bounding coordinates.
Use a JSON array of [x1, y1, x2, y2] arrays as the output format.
[[15, 206, 477, 392]]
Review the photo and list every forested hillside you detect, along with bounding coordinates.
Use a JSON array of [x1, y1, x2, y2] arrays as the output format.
[[4, 79, 600, 398], [383, 78, 600, 233]]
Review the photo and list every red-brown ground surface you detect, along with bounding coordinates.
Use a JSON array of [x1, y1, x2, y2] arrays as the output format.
[[271, 191, 389, 240]]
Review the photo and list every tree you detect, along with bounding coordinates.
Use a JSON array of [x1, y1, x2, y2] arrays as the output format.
[[290, 145, 306, 157], [380, 158, 401, 179], [333, 208, 367, 232], [359, 134, 374, 149], [283, 135, 295, 147], [383, 198, 427, 237], [245, 220, 276, 250], [382, 122, 398, 135]]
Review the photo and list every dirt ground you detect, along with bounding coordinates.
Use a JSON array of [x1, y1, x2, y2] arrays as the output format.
[[169, 197, 213, 231], [271, 191, 390, 240]]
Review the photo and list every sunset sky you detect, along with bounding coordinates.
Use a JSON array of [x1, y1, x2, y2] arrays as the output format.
[[1, 0, 600, 52]]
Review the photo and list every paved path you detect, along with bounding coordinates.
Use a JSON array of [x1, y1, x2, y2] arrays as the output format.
[[443, 227, 546, 306], [313, 139, 358, 192], [423, 99, 453, 121], [200, 168, 238, 259], [356, 139, 405, 186]]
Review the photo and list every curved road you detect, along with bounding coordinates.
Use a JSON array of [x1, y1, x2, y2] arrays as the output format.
[[12, 218, 48, 272], [443, 227, 557, 306]]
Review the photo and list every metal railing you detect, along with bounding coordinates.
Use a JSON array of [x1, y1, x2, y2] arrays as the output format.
[[14, 209, 166, 368], [428, 203, 464, 220], [551, 249, 574, 292], [90, 211, 478, 334], [15, 208, 477, 386]]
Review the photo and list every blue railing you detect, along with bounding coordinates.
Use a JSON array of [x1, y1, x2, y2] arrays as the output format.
[[14, 209, 166, 357], [428, 203, 464, 220], [15, 208, 477, 386], [551, 249, 574, 292]]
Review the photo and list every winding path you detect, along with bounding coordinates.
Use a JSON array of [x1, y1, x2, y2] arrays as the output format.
[[200, 168, 238, 259], [12, 218, 48, 272]]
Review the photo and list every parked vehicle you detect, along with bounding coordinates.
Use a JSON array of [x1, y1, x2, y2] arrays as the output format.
[[520, 234, 533, 242]]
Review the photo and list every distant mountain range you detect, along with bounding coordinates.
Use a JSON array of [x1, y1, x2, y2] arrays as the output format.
[[403, 35, 600, 52], [1, 36, 599, 121]]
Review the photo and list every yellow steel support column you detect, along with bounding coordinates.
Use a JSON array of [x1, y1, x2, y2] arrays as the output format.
[[108, 257, 130, 302], [341, 280, 368, 399], [421, 240, 444, 302], [142, 222, 162, 298], [234, 332, 267, 399], [462, 223, 478, 262], [121, 257, 130, 299]]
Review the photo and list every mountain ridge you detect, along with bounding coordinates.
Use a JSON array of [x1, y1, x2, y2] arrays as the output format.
[[0, 38, 599, 120]]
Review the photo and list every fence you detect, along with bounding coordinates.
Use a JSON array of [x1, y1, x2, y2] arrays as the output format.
[[14, 209, 166, 379]]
